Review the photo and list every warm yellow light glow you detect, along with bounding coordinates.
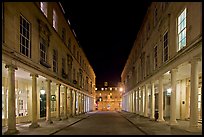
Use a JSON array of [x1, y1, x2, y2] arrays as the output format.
[[110, 88, 112, 90], [119, 88, 123, 92], [99, 93, 101, 96], [101, 88, 104, 90], [95, 88, 97, 90]]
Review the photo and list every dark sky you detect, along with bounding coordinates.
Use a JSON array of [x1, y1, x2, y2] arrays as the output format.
[[60, 0, 151, 87]]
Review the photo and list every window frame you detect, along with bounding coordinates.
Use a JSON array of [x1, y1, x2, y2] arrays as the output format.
[[177, 8, 187, 51], [154, 45, 158, 70], [20, 15, 31, 58], [163, 30, 169, 62]]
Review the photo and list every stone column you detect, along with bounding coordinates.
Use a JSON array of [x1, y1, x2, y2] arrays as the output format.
[[74, 90, 77, 115], [29, 74, 40, 128], [3, 77, 8, 122], [81, 94, 84, 113], [188, 57, 200, 131], [150, 81, 155, 120], [69, 89, 73, 117], [134, 90, 136, 113], [144, 84, 149, 117], [46, 79, 53, 124], [169, 68, 178, 125], [158, 76, 165, 122], [56, 84, 61, 120], [185, 80, 190, 119], [4, 64, 19, 135], [136, 89, 139, 114], [140, 87, 144, 116], [63, 86, 68, 119]]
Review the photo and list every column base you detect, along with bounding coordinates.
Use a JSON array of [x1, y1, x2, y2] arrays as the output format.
[[46, 120, 53, 124], [149, 117, 155, 121], [29, 123, 40, 128], [186, 126, 202, 132], [56, 117, 62, 121], [4, 128, 19, 135], [144, 114, 148, 117], [62, 116, 68, 120], [168, 120, 178, 126], [157, 118, 165, 122]]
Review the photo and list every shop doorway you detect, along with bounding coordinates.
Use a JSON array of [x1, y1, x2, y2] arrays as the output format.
[[40, 93, 46, 117]]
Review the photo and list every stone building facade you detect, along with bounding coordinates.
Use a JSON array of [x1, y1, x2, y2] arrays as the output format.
[[2, 2, 96, 134], [121, 2, 202, 132]]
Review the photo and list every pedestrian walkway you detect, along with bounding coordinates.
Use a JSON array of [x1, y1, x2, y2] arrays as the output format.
[[2, 111, 202, 135], [118, 111, 202, 135], [2, 113, 92, 135]]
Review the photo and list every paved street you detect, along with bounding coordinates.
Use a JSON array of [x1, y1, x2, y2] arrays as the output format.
[[53, 111, 146, 135], [2, 111, 202, 135]]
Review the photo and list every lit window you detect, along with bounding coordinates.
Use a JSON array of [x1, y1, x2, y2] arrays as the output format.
[[115, 88, 117, 90], [101, 88, 104, 91], [20, 15, 31, 57], [40, 2, 47, 17], [99, 93, 101, 96], [110, 88, 112, 91], [95, 88, 97, 90], [163, 31, 168, 62], [178, 8, 186, 51], [53, 9, 57, 30]]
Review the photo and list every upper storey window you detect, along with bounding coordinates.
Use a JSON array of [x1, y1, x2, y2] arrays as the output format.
[[53, 9, 57, 30], [40, 2, 47, 17], [20, 15, 31, 57], [177, 8, 186, 51]]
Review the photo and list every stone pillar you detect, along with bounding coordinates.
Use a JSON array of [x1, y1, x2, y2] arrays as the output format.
[[63, 86, 68, 119], [158, 76, 165, 122], [4, 64, 19, 135], [188, 58, 200, 131], [69, 89, 73, 117], [29, 74, 40, 128], [140, 87, 144, 116], [185, 80, 190, 119], [56, 84, 61, 120], [81, 94, 84, 113], [3, 77, 8, 122], [144, 84, 149, 117], [150, 81, 155, 120], [169, 68, 178, 125], [134, 90, 136, 113], [46, 79, 53, 124], [136, 89, 139, 114], [74, 90, 77, 115]]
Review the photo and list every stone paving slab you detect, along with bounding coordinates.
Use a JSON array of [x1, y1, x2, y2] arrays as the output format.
[[2, 113, 90, 135], [118, 111, 202, 135]]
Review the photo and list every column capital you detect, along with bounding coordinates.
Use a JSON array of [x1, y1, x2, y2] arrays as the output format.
[[56, 83, 61, 86], [170, 68, 178, 73], [30, 73, 38, 78], [190, 56, 201, 64], [46, 79, 52, 83], [5, 64, 18, 70]]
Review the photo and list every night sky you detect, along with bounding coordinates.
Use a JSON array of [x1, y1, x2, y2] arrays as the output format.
[[60, 0, 151, 87]]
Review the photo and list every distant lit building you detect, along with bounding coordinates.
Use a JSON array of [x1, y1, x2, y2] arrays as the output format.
[[121, 2, 202, 132], [95, 82, 123, 111], [2, 2, 96, 134]]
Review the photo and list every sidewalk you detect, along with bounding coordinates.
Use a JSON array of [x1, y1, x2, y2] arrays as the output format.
[[2, 113, 91, 135], [118, 111, 202, 135]]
